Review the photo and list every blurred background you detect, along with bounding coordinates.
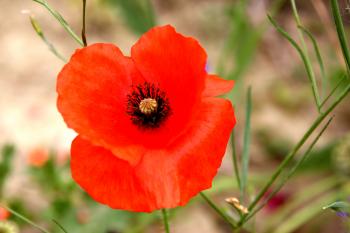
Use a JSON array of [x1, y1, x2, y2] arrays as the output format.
[[0, 0, 350, 232]]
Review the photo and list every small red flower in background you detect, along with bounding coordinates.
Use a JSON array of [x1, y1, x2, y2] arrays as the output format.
[[57, 25, 236, 212], [0, 207, 10, 220], [27, 148, 49, 167]]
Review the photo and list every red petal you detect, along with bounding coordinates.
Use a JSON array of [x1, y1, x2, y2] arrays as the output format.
[[71, 98, 235, 212], [71, 136, 153, 211], [203, 74, 234, 97], [57, 43, 145, 164], [131, 25, 207, 142]]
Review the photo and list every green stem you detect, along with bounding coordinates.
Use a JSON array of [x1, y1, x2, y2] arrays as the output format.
[[52, 219, 69, 233], [331, 0, 350, 74], [298, 25, 327, 100], [82, 0, 87, 47], [32, 0, 84, 46], [199, 192, 237, 228], [291, 0, 321, 111], [0, 205, 52, 233], [239, 83, 350, 226], [231, 130, 242, 190], [242, 116, 334, 224], [161, 209, 170, 233], [29, 16, 67, 62], [241, 87, 252, 201], [319, 74, 347, 108]]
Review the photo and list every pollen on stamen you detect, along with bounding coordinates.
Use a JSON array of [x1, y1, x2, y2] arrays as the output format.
[[139, 98, 158, 115]]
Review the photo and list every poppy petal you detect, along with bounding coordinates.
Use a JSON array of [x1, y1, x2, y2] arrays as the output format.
[[203, 74, 234, 97], [57, 43, 145, 164], [71, 98, 235, 211], [130, 25, 207, 142], [71, 136, 153, 211]]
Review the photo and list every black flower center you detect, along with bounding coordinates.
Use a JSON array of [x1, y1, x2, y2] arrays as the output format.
[[127, 82, 171, 128]]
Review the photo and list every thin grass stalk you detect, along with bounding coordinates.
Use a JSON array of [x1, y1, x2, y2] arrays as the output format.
[[199, 192, 237, 228], [32, 0, 84, 46], [242, 116, 334, 223], [231, 130, 242, 190], [330, 0, 350, 74], [239, 83, 350, 226], [240, 87, 252, 201], [290, 0, 321, 111], [0, 205, 52, 233]]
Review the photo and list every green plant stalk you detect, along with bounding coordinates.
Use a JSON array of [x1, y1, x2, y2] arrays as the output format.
[[231, 130, 242, 190], [199, 192, 237, 228], [291, 0, 321, 111], [32, 0, 84, 46], [82, 0, 87, 46], [268, 15, 321, 111], [298, 26, 327, 99], [30, 16, 66, 62], [161, 209, 170, 233], [242, 116, 334, 223], [238, 83, 350, 226], [320, 74, 347, 108], [1, 205, 52, 233], [241, 87, 252, 201], [52, 219, 69, 233], [331, 0, 350, 74]]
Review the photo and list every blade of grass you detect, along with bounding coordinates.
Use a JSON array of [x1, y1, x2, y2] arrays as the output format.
[[331, 0, 350, 74], [268, 14, 321, 111], [238, 83, 350, 226], [0, 205, 52, 233], [199, 192, 237, 228], [161, 209, 170, 233], [231, 130, 241, 190], [276, 0, 321, 112], [52, 219, 69, 233], [298, 25, 327, 99], [243, 116, 334, 223], [32, 0, 84, 46], [240, 87, 252, 201], [320, 74, 347, 108], [30, 16, 66, 62]]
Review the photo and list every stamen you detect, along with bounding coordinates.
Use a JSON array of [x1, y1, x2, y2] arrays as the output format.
[[126, 82, 171, 129], [139, 98, 158, 115]]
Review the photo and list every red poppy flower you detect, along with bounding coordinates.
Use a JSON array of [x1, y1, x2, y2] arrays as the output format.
[[57, 25, 235, 212]]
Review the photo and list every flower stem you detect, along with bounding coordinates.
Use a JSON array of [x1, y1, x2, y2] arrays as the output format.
[[199, 192, 237, 228], [161, 209, 170, 233], [239, 83, 350, 226], [82, 0, 88, 47]]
